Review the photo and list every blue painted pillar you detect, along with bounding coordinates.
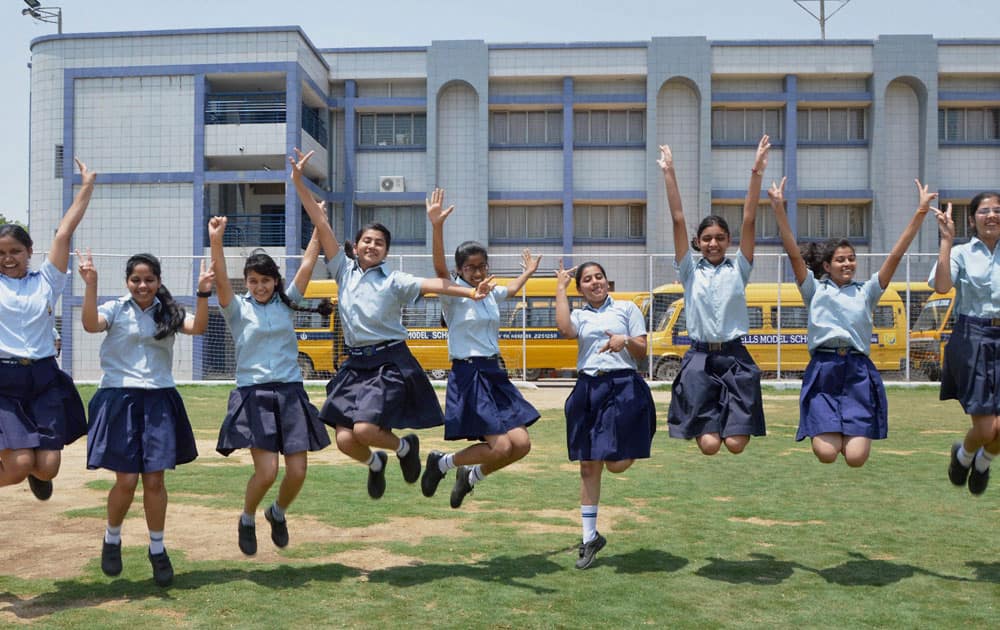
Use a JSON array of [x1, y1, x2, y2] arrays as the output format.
[[60, 72, 76, 376], [784, 75, 799, 240], [285, 65, 303, 280], [191, 73, 207, 379], [344, 80, 358, 238], [562, 77, 574, 263]]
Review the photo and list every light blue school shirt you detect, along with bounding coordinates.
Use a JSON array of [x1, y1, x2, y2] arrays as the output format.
[[798, 271, 883, 355], [927, 237, 1000, 318], [570, 296, 648, 375], [222, 285, 304, 387], [675, 250, 752, 342], [97, 296, 180, 388], [326, 251, 422, 348], [0, 260, 66, 359], [440, 280, 509, 360]]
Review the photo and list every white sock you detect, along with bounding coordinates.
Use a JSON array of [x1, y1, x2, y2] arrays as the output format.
[[469, 465, 485, 486], [240, 512, 255, 526], [438, 453, 456, 473], [367, 452, 384, 472], [270, 501, 286, 521], [396, 438, 410, 458], [148, 530, 165, 555], [957, 445, 975, 467], [974, 448, 995, 473], [581, 505, 598, 544], [105, 524, 122, 545]]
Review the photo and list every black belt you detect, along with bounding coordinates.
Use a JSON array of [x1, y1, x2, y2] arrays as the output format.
[[691, 339, 743, 353], [347, 340, 404, 357], [959, 315, 1000, 328], [815, 346, 863, 356], [0, 357, 37, 366], [587, 368, 635, 378], [453, 355, 500, 364]]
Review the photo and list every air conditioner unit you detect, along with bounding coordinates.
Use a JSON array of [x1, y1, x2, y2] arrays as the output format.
[[379, 176, 405, 193]]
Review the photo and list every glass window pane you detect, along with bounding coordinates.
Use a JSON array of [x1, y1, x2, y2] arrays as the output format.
[[359, 114, 375, 145], [546, 206, 562, 238], [945, 110, 962, 141], [810, 109, 829, 141], [527, 112, 547, 143], [413, 114, 427, 145], [592, 205, 610, 238], [724, 110, 743, 141], [745, 110, 763, 139], [848, 206, 866, 238], [609, 205, 629, 237], [509, 112, 527, 144], [628, 111, 645, 142], [590, 111, 609, 144], [850, 109, 866, 140], [967, 109, 986, 141], [938, 109, 947, 141], [712, 110, 725, 140], [829, 109, 848, 141], [828, 205, 849, 236], [527, 206, 549, 238], [573, 205, 589, 238], [797, 109, 810, 140], [574, 111, 589, 143], [764, 109, 781, 140], [548, 111, 563, 143], [629, 205, 645, 239], [375, 115, 394, 145], [490, 207, 508, 239], [491, 112, 508, 144], [989, 109, 1000, 140], [609, 112, 628, 143], [394, 114, 412, 145]]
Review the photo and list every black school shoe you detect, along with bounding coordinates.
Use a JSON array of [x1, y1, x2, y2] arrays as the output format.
[[398, 434, 421, 483], [948, 442, 971, 486], [575, 532, 607, 570], [148, 549, 174, 587], [27, 474, 53, 501], [968, 459, 990, 496], [101, 540, 122, 576], [368, 451, 388, 499], [264, 505, 289, 548], [238, 519, 257, 555], [450, 466, 474, 509], [421, 451, 446, 497]]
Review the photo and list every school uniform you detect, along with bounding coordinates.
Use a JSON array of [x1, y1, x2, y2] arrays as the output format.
[[0, 260, 85, 451], [667, 250, 765, 439], [564, 296, 656, 461], [440, 280, 539, 440], [86, 296, 197, 472], [216, 287, 330, 455], [796, 271, 888, 441], [319, 251, 443, 430], [930, 237, 1000, 415]]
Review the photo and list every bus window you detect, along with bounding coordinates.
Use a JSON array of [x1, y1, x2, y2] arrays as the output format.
[[402, 296, 443, 327], [913, 297, 952, 331], [873, 305, 895, 328], [293, 300, 331, 329], [748, 306, 764, 328], [772, 305, 808, 328], [652, 293, 683, 331], [671, 304, 686, 335]]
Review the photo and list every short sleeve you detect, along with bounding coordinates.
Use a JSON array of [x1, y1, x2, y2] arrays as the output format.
[[325, 250, 347, 281], [927, 249, 961, 289], [40, 259, 68, 295], [569, 308, 582, 334], [98, 299, 120, 328], [625, 303, 647, 336], [286, 284, 304, 305], [863, 272, 885, 309], [391, 271, 422, 304], [493, 285, 509, 301], [221, 297, 242, 325], [673, 249, 694, 284], [736, 251, 753, 284], [798, 270, 817, 302]]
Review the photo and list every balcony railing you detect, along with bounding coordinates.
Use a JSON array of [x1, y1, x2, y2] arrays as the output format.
[[302, 105, 329, 148], [204, 213, 286, 247], [206, 92, 286, 125]]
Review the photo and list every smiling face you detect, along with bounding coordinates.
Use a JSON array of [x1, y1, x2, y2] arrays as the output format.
[[356, 228, 389, 270], [126, 263, 161, 310], [823, 245, 857, 287], [697, 223, 731, 265], [246, 269, 277, 304], [576, 263, 610, 307], [458, 253, 489, 286], [0, 234, 32, 279], [971, 194, 1000, 245]]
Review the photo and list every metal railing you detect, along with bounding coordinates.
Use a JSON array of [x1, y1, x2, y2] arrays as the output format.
[[205, 92, 286, 125]]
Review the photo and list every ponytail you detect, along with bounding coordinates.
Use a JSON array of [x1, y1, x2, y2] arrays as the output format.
[[152, 284, 187, 340]]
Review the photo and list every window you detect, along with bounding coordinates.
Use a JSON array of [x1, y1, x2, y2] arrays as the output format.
[[797, 108, 866, 141], [356, 205, 425, 242], [938, 108, 1000, 142], [490, 111, 562, 146], [54, 144, 63, 179], [302, 104, 328, 148], [772, 305, 808, 328], [946, 203, 976, 240], [575, 110, 645, 145], [748, 307, 764, 328], [402, 296, 443, 327], [712, 108, 784, 142], [574, 204, 645, 241], [873, 305, 895, 328], [711, 204, 780, 240], [797, 204, 868, 239], [489, 205, 562, 242], [358, 113, 427, 147]]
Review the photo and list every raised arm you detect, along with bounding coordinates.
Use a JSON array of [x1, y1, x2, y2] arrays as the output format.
[[208, 216, 234, 308], [933, 202, 956, 293], [877, 179, 935, 289], [50, 159, 96, 273], [292, 228, 322, 295], [289, 148, 339, 259], [505, 248, 542, 297], [740, 135, 771, 262], [76, 248, 107, 333], [180, 259, 215, 335], [420, 275, 495, 299], [768, 177, 808, 285], [426, 187, 454, 280], [658, 144, 689, 262], [554, 259, 577, 339]]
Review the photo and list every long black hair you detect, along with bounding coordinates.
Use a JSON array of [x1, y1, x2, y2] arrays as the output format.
[[243, 252, 333, 315], [126, 253, 185, 340], [691, 215, 731, 252], [799, 238, 854, 278], [344, 222, 392, 260], [0, 224, 32, 249]]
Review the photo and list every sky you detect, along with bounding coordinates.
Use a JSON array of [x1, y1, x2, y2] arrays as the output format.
[[1, 0, 996, 224]]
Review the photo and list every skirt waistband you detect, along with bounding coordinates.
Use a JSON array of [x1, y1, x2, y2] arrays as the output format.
[[958, 314, 1000, 328], [691, 339, 743, 353], [346, 340, 405, 357], [580, 368, 636, 379], [814, 345, 863, 356], [452, 355, 500, 365]]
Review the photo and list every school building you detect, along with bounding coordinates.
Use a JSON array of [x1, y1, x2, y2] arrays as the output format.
[[25, 28, 1000, 378]]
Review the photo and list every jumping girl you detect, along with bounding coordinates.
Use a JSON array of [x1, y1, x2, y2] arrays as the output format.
[[660, 136, 770, 454], [555, 260, 656, 570], [80, 250, 214, 587], [421, 188, 541, 508]]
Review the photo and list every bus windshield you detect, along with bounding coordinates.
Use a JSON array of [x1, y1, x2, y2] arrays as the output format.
[[913, 298, 951, 332]]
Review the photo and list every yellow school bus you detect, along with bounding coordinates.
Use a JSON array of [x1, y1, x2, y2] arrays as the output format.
[[648, 282, 909, 380], [909, 288, 955, 381], [294, 277, 648, 380]]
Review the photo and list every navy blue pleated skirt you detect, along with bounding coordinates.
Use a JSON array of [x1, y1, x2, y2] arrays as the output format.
[[940, 316, 1000, 416], [87, 387, 198, 472], [217, 382, 331, 455], [0, 357, 86, 451], [565, 369, 656, 461], [797, 352, 887, 441], [667, 343, 765, 439], [444, 357, 540, 440], [320, 343, 444, 430]]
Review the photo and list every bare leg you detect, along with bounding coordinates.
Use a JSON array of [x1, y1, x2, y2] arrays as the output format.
[[140, 471, 167, 532], [841, 436, 872, 468], [811, 433, 843, 464], [244, 448, 279, 514], [695, 433, 722, 455], [276, 452, 307, 509], [0, 449, 34, 487], [107, 472, 140, 526]]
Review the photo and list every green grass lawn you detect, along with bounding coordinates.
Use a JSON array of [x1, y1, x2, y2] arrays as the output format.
[[1, 386, 998, 628]]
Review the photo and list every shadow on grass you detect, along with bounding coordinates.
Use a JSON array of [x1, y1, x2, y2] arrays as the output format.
[[696, 554, 805, 585], [0, 562, 359, 620], [366, 552, 563, 594], [599, 548, 688, 574], [814, 552, 970, 587], [967, 561, 1000, 583]]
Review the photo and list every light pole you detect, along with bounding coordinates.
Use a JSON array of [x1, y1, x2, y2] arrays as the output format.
[[793, 0, 852, 40], [21, 0, 62, 34]]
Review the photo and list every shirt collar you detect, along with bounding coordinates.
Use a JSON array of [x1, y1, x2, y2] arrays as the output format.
[[818, 274, 861, 290], [350, 257, 389, 277], [241, 291, 281, 305], [582, 296, 614, 312], [697, 256, 734, 269], [127, 295, 161, 312]]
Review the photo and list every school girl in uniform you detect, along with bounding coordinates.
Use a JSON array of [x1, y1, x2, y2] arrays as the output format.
[[555, 260, 656, 570], [660, 136, 770, 455], [933, 192, 1000, 495], [768, 177, 936, 467], [79, 250, 214, 587], [0, 158, 94, 501], [421, 188, 541, 508], [210, 217, 333, 554], [288, 150, 491, 499]]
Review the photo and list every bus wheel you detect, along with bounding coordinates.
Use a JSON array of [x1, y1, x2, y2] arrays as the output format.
[[523, 368, 542, 381], [298, 354, 317, 379], [654, 357, 681, 381]]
